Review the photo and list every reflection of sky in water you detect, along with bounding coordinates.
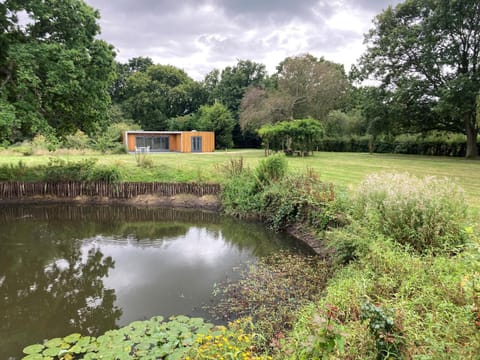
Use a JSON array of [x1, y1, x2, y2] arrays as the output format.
[[80, 227, 253, 325]]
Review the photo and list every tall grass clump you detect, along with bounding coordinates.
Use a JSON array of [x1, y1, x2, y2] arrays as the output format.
[[352, 172, 468, 254], [255, 153, 288, 185]]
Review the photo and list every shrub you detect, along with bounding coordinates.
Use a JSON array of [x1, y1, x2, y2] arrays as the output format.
[[352, 172, 468, 254], [221, 170, 262, 218], [0, 161, 28, 181], [62, 130, 90, 149], [255, 153, 288, 185], [261, 171, 335, 231], [361, 301, 404, 359], [88, 166, 123, 183], [278, 303, 345, 360]]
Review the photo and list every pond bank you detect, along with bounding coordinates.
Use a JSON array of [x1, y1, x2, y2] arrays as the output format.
[[0, 193, 222, 211]]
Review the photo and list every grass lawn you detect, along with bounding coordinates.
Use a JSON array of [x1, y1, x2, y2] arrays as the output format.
[[1, 149, 479, 211]]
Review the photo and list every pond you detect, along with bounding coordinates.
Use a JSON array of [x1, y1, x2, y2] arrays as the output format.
[[0, 205, 303, 359]]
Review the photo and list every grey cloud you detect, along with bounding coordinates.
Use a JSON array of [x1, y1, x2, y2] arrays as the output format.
[[84, 0, 403, 79]]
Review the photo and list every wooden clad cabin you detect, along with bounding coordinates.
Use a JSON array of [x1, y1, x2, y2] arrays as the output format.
[[123, 131, 215, 153]]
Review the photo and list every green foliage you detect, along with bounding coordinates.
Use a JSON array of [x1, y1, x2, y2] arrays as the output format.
[[278, 303, 345, 360], [358, 0, 480, 157], [214, 157, 246, 178], [261, 172, 335, 231], [196, 102, 235, 149], [91, 123, 128, 154], [317, 133, 479, 157], [325, 109, 366, 138], [222, 156, 335, 232], [2, 1, 116, 141], [352, 172, 468, 254], [361, 301, 404, 359], [258, 118, 323, 155], [0, 97, 18, 143], [255, 153, 288, 185], [0, 161, 29, 181], [221, 170, 262, 217], [62, 130, 91, 150], [42, 158, 122, 183], [120, 64, 206, 130]]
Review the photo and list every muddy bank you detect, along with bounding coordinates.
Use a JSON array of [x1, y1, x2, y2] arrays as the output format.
[[0, 193, 222, 211]]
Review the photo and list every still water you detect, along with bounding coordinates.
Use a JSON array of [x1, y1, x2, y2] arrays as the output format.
[[0, 205, 301, 359]]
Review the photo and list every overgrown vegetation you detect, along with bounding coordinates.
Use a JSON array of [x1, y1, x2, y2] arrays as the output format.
[[206, 251, 332, 350], [275, 172, 480, 359], [222, 154, 335, 231], [0, 158, 122, 183]]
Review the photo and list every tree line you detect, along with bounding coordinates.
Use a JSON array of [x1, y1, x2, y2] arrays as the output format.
[[1, 0, 478, 157]]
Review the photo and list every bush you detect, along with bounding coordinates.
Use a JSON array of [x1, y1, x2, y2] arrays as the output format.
[[222, 171, 262, 218], [42, 158, 123, 183], [62, 130, 91, 149], [352, 172, 468, 254], [0, 161, 28, 181], [261, 171, 335, 231], [255, 153, 288, 185]]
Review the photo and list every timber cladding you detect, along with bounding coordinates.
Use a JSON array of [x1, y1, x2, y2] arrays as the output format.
[[123, 131, 215, 153], [0, 181, 221, 199]]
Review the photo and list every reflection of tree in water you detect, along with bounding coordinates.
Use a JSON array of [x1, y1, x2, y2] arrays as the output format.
[[0, 222, 121, 359]]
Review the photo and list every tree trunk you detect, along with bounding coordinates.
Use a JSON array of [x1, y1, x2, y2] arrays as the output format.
[[465, 114, 479, 158]]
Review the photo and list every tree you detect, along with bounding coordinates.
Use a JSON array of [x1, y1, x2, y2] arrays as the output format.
[[1, 0, 116, 140], [121, 64, 207, 130], [196, 102, 235, 149], [240, 54, 350, 132], [358, 0, 480, 158], [276, 54, 350, 120], [204, 60, 268, 147]]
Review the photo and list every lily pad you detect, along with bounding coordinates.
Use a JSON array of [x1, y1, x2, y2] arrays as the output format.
[[63, 333, 81, 344], [22, 344, 45, 355], [44, 337, 63, 348]]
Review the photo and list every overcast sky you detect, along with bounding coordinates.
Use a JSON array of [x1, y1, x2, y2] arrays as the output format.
[[84, 0, 402, 80]]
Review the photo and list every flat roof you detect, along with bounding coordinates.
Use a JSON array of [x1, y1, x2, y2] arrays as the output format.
[[125, 131, 183, 135]]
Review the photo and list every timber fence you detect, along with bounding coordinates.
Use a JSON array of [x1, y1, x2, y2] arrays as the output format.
[[0, 181, 221, 199]]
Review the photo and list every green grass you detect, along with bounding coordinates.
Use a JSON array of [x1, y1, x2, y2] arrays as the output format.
[[1, 149, 479, 211]]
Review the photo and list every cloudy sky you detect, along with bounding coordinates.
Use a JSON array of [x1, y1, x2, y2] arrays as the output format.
[[84, 0, 402, 80]]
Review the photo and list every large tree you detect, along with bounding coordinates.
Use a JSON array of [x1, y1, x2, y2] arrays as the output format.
[[240, 54, 350, 130], [0, 0, 116, 141], [276, 54, 350, 120], [358, 0, 480, 158], [121, 64, 207, 130]]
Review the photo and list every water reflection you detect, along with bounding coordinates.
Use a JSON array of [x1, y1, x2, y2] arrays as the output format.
[[0, 205, 301, 359]]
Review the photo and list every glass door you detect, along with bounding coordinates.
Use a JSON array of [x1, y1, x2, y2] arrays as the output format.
[[191, 136, 202, 152]]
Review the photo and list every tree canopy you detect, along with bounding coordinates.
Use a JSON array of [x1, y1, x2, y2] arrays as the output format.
[[240, 54, 350, 131], [120, 64, 207, 130], [358, 0, 480, 158], [0, 0, 116, 142]]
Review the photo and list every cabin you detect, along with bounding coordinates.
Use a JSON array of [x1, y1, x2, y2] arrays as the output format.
[[123, 131, 215, 153]]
